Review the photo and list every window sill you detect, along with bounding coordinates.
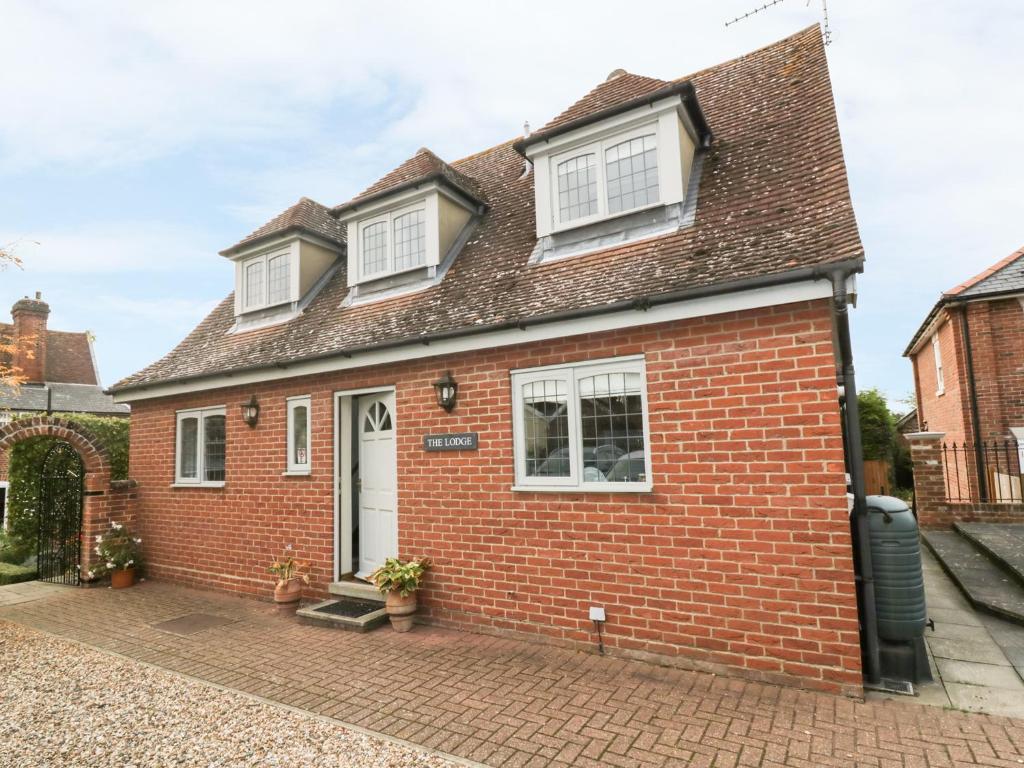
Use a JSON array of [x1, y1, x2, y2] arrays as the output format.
[[282, 470, 312, 477], [170, 482, 225, 489], [936, 389, 945, 397], [511, 483, 653, 494], [550, 200, 663, 235]]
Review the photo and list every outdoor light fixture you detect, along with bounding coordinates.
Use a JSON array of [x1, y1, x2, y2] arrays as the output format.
[[433, 371, 458, 412], [241, 396, 260, 428]]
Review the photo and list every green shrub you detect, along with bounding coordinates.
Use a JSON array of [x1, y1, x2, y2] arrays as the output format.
[[0, 562, 37, 585], [0, 531, 33, 565]]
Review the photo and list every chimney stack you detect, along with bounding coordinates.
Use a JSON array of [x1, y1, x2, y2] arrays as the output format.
[[11, 292, 49, 383]]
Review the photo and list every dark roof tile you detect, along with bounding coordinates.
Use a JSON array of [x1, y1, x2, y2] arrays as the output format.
[[221, 197, 346, 255]]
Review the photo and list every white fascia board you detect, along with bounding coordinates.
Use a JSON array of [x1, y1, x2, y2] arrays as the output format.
[[224, 232, 341, 262], [112, 275, 845, 403], [336, 183, 438, 223], [906, 306, 949, 357]]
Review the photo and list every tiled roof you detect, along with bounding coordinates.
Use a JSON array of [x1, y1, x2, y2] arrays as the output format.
[[0, 324, 97, 385], [221, 197, 346, 256], [948, 245, 1024, 298], [113, 25, 864, 393], [536, 71, 671, 134], [0, 382, 129, 415], [333, 147, 486, 215], [904, 245, 1024, 355]]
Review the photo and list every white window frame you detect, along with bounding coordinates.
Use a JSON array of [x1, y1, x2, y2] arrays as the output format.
[[511, 354, 652, 492], [241, 248, 291, 312], [286, 395, 312, 475], [356, 201, 427, 282], [549, 123, 660, 232], [174, 406, 226, 486], [932, 334, 945, 395]]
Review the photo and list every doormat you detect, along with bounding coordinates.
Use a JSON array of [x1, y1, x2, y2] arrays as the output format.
[[312, 596, 383, 618], [152, 613, 236, 636]]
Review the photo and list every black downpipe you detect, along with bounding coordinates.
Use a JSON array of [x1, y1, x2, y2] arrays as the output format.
[[830, 269, 881, 686], [958, 306, 987, 501]]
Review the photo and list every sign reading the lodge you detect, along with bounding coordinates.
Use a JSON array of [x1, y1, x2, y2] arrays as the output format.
[[423, 432, 479, 451]]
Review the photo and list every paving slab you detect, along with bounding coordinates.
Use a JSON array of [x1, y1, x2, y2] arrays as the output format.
[[927, 635, 1013, 666], [935, 659, 1024, 689], [957, 523, 1024, 586], [945, 682, 1024, 718], [923, 530, 1024, 624], [0, 581, 72, 606]]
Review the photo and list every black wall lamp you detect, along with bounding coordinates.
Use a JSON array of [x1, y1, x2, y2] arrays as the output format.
[[433, 371, 458, 412], [241, 396, 260, 428]]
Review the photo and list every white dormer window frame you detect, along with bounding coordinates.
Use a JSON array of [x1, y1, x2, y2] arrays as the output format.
[[527, 95, 697, 239], [240, 246, 293, 312], [356, 200, 428, 281], [340, 182, 477, 290]]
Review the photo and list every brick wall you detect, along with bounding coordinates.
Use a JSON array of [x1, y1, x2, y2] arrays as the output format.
[[913, 314, 970, 444], [127, 299, 862, 694]]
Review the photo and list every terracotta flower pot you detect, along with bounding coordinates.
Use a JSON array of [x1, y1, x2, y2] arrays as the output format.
[[274, 578, 303, 605], [110, 567, 135, 589], [385, 590, 417, 633]]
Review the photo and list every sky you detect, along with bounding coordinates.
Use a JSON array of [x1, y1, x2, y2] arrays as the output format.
[[1, 1, 1022, 406]]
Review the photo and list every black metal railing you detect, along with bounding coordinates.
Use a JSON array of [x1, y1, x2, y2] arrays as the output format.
[[941, 439, 1024, 503]]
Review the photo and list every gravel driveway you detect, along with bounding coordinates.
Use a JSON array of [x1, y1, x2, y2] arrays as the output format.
[[0, 621, 459, 768]]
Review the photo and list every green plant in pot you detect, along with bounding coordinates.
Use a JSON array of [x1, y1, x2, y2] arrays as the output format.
[[268, 552, 310, 608], [88, 521, 142, 588], [368, 557, 431, 632]]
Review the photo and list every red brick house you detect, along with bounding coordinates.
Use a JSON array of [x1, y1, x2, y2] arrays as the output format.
[[0, 292, 128, 524], [110, 27, 871, 694], [905, 245, 1024, 503]]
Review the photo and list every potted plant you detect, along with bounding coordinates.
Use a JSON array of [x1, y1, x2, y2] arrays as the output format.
[[368, 556, 431, 632], [88, 521, 142, 588], [268, 552, 310, 607]]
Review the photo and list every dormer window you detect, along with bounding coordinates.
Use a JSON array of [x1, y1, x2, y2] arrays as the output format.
[[515, 78, 710, 243], [334, 148, 486, 297], [241, 249, 291, 311], [358, 204, 428, 279], [552, 128, 661, 228]]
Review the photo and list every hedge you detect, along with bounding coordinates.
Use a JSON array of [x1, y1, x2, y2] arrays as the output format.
[[0, 562, 38, 585], [5, 412, 129, 551]]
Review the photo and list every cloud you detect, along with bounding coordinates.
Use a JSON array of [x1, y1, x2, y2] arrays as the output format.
[[0, 222, 219, 273]]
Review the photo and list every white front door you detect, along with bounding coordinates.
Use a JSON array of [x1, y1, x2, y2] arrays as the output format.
[[356, 392, 397, 579]]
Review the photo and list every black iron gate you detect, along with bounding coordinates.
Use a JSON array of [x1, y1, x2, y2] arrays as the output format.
[[37, 441, 84, 585]]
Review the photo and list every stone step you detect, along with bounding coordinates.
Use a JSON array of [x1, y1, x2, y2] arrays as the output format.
[[922, 530, 1024, 626], [955, 523, 1024, 588], [296, 597, 388, 632], [328, 579, 384, 601]]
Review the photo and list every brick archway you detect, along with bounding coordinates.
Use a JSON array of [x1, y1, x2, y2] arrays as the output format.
[[0, 416, 116, 581]]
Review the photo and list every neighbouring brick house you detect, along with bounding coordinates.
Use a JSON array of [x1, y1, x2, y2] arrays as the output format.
[[0, 293, 128, 525], [904, 246, 1024, 514], [110, 27, 871, 694]]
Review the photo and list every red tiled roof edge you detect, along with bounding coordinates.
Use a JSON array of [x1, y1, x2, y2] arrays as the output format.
[[945, 245, 1024, 296]]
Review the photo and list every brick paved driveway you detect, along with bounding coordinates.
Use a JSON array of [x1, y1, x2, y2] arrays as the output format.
[[2, 582, 1023, 767]]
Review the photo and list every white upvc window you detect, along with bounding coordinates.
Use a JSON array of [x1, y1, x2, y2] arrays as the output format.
[[286, 395, 311, 474], [549, 124, 659, 229], [511, 355, 652, 492], [175, 406, 226, 486], [241, 248, 291, 311], [932, 334, 944, 395], [357, 202, 427, 280]]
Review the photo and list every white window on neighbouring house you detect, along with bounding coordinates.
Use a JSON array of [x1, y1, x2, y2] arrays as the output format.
[[241, 249, 291, 311], [286, 395, 311, 474], [175, 406, 226, 486], [511, 355, 652, 491], [932, 334, 945, 395]]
